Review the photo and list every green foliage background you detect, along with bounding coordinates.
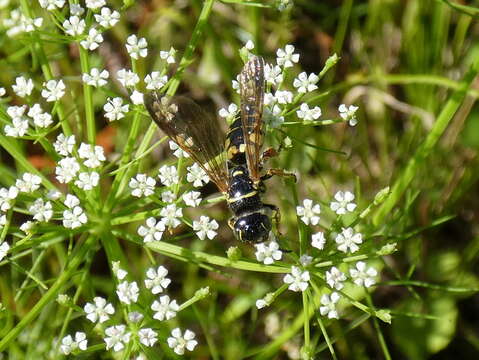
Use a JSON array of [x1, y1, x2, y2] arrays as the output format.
[[1, 0, 479, 359]]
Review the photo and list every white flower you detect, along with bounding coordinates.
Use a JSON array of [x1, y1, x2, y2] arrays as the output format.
[[54, 134, 76, 156], [0, 215, 7, 228], [145, 265, 171, 294], [64, 194, 80, 208], [12, 76, 34, 97], [167, 328, 198, 355], [20, 15, 43, 33], [296, 103, 322, 121], [55, 157, 80, 184], [4, 118, 29, 137], [38, 0, 65, 11], [160, 204, 182, 228], [104, 325, 131, 352], [193, 216, 218, 240], [125, 34, 148, 59], [78, 143, 105, 168], [75, 172, 100, 190], [80, 27, 104, 50], [130, 90, 144, 105], [296, 199, 321, 225], [0, 242, 10, 261], [116, 281, 139, 304], [138, 217, 166, 243], [186, 163, 209, 187], [335, 227, 362, 253], [29, 199, 53, 222], [60, 332, 88, 355], [129, 174, 156, 197], [330, 191, 357, 215], [151, 294, 179, 321], [145, 72, 168, 90], [311, 231, 326, 250], [349, 261, 377, 288], [82, 68, 109, 87], [0, 186, 18, 211], [20, 221, 34, 234], [299, 254, 313, 266], [63, 16, 85, 36], [84, 297, 115, 323], [128, 311, 143, 323], [168, 141, 189, 158], [160, 47, 177, 64], [7, 105, 27, 119], [320, 292, 340, 319], [255, 241, 282, 264], [104, 97, 129, 121], [338, 104, 359, 126], [15, 173, 41, 193], [274, 90, 293, 104], [85, 0, 105, 10], [244, 40, 254, 50], [256, 299, 268, 309], [70, 3, 84, 16], [94, 7, 120, 28], [116, 68, 139, 88], [276, 44, 299, 68], [63, 205, 87, 229], [264, 64, 283, 86], [283, 266, 310, 292], [232, 75, 240, 94], [47, 189, 62, 200], [161, 190, 176, 203], [325, 266, 346, 290], [158, 165, 179, 187], [138, 328, 158, 347], [112, 261, 128, 280], [218, 103, 238, 121], [183, 191, 202, 207], [0, 88, 5, 97], [293, 72, 319, 93], [28, 104, 53, 128], [41, 79, 65, 101]]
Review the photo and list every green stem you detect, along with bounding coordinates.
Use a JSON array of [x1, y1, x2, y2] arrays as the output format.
[[79, 47, 95, 144], [0, 235, 97, 351], [167, 0, 216, 96], [373, 60, 479, 225]]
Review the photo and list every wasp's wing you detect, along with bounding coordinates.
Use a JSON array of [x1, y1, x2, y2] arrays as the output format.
[[239, 56, 265, 183], [145, 92, 229, 193]]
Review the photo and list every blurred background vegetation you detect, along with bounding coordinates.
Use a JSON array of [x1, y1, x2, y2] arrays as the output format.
[[2, 0, 479, 358]]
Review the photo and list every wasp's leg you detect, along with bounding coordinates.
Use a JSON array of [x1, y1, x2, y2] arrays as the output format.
[[261, 168, 297, 183], [228, 217, 235, 231], [264, 203, 282, 237], [260, 147, 279, 164]]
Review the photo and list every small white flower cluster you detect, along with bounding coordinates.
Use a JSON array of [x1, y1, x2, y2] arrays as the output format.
[[69, 262, 198, 356], [319, 261, 378, 318], [3, 9, 43, 37], [4, 101, 55, 137]]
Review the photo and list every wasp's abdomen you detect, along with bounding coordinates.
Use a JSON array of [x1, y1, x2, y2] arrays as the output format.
[[227, 166, 262, 215]]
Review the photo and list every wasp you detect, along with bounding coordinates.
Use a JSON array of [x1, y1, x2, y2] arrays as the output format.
[[145, 56, 291, 243]]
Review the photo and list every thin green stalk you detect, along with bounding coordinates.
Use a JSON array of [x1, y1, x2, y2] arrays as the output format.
[[365, 291, 392, 360], [79, 47, 95, 144], [302, 290, 311, 352], [19, 0, 72, 136], [373, 60, 479, 225], [0, 235, 97, 351], [167, 0, 216, 96]]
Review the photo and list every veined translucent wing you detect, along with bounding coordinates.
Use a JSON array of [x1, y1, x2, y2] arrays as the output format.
[[145, 92, 229, 193], [239, 56, 265, 183]]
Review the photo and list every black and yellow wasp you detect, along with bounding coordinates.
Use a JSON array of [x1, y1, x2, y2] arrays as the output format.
[[145, 56, 291, 243]]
